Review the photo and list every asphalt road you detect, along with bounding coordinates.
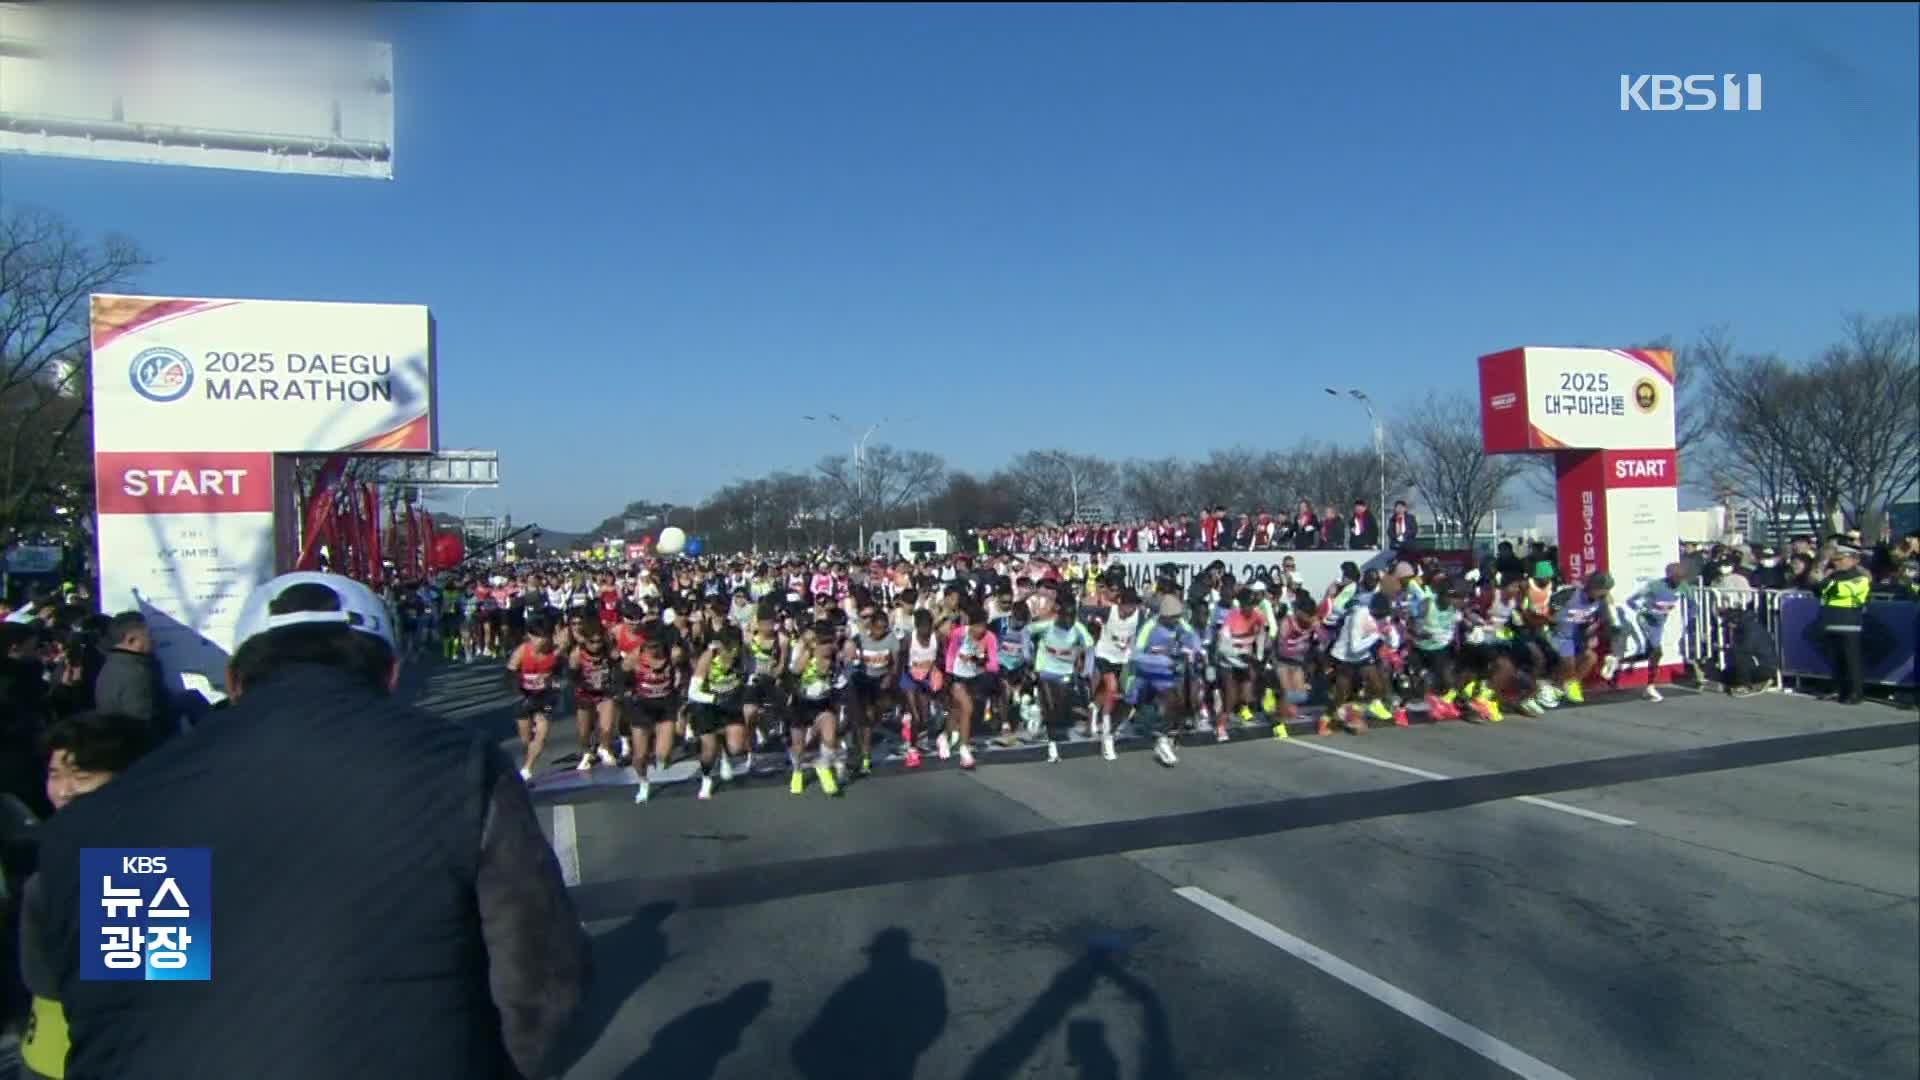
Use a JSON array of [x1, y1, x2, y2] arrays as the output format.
[[410, 660, 1920, 1080]]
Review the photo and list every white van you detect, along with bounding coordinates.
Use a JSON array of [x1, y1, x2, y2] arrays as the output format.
[[869, 528, 952, 561]]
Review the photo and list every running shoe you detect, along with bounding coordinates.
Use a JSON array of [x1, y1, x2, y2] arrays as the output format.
[[1520, 698, 1546, 717], [1100, 734, 1117, 761], [904, 748, 923, 769], [1563, 680, 1585, 705], [790, 770, 805, 796], [1237, 705, 1254, 723], [1600, 655, 1620, 680], [1485, 700, 1504, 722], [634, 780, 651, 804], [1271, 721, 1291, 740], [719, 756, 735, 783], [958, 745, 976, 770], [1467, 697, 1493, 722], [575, 752, 592, 773], [1047, 740, 1061, 763], [815, 764, 840, 796], [1317, 715, 1333, 736], [1392, 706, 1410, 728], [697, 776, 714, 800], [596, 746, 617, 767], [936, 733, 952, 761], [1154, 736, 1179, 767], [1215, 725, 1230, 743], [1262, 688, 1279, 714], [1367, 699, 1392, 722], [518, 766, 533, 781], [1643, 686, 1663, 702], [860, 754, 872, 775]]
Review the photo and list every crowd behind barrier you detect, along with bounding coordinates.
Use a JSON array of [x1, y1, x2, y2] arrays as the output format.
[[1676, 586, 1919, 693]]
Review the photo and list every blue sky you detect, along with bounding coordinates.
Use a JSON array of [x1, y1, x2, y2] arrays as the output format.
[[5, 2, 1916, 531]]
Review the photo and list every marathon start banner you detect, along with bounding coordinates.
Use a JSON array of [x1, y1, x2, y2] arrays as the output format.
[[90, 294, 438, 689]]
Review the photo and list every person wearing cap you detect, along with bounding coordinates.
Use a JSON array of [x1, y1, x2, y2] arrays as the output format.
[[1126, 595, 1205, 766], [18, 572, 592, 1080], [1815, 541, 1871, 704]]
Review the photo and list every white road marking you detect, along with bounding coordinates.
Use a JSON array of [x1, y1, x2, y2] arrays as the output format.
[[1283, 738, 1637, 827], [1175, 886, 1581, 1080], [551, 803, 581, 887]]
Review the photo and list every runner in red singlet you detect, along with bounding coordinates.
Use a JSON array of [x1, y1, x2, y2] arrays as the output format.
[[506, 613, 563, 780]]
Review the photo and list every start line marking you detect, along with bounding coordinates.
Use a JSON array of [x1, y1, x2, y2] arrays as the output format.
[[1282, 739, 1638, 827], [1175, 887, 1581, 1080]]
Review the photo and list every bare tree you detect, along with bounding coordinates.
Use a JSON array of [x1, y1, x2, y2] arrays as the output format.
[[1826, 314, 1919, 535], [0, 207, 152, 547], [816, 444, 946, 535], [926, 470, 1021, 534], [1295, 444, 1390, 512], [1119, 457, 1192, 519], [1702, 315, 1918, 538], [1397, 392, 1525, 548], [1190, 447, 1272, 512], [1700, 358, 1800, 542], [998, 450, 1118, 524]]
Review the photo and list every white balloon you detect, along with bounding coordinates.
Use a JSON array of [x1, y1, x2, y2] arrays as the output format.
[[656, 526, 687, 556]]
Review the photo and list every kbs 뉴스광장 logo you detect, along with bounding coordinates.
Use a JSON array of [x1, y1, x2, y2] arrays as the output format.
[[80, 848, 212, 981], [129, 347, 195, 403]]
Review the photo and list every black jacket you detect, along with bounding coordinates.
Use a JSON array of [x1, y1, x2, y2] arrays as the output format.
[[92, 649, 175, 746], [21, 663, 591, 1080], [1386, 512, 1417, 550]]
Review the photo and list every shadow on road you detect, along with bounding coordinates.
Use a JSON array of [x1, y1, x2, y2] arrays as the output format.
[[962, 942, 1182, 1080], [613, 979, 773, 1080], [1066, 1019, 1119, 1080], [549, 901, 676, 1078], [792, 928, 948, 1080]]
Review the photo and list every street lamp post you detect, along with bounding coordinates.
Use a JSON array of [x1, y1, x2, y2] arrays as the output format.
[[1039, 450, 1081, 524], [1324, 387, 1387, 541], [803, 413, 885, 552]]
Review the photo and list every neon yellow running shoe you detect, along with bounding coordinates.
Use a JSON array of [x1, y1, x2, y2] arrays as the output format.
[[1272, 721, 1291, 740], [816, 764, 840, 797], [1262, 689, 1278, 714], [860, 754, 872, 775], [1367, 699, 1392, 722], [789, 770, 805, 796], [1563, 680, 1585, 705], [1486, 700, 1504, 722]]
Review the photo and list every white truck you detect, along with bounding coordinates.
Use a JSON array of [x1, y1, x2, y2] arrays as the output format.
[[869, 528, 953, 561]]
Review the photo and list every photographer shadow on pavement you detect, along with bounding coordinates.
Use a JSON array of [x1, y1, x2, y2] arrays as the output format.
[[549, 901, 676, 1078], [963, 941, 1183, 1080], [614, 979, 772, 1080], [793, 928, 948, 1080]]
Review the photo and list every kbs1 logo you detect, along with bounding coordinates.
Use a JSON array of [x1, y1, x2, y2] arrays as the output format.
[[129, 347, 195, 403], [80, 848, 212, 981], [1620, 74, 1763, 112]]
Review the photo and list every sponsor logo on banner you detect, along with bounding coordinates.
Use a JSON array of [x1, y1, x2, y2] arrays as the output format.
[[1489, 393, 1516, 411], [129, 347, 195, 403], [1633, 378, 1659, 414], [81, 848, 213, 981]]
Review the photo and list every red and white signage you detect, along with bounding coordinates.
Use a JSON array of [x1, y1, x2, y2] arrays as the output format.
[[1480, 346, 1677, 453]]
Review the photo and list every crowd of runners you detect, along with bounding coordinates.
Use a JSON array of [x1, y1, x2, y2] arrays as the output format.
[[379, 548, 1700, 803]]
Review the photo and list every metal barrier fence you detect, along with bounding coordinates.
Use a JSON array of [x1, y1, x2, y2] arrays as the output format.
[[1678, 587, 1920, 692], [1677, 587, 1793, 691]]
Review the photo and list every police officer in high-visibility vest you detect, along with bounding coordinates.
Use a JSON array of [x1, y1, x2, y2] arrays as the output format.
[[1816, 541, 1871, 704]]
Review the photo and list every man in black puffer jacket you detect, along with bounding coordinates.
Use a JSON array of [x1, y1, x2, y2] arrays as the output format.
[[20, 572, 591, 1080]]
